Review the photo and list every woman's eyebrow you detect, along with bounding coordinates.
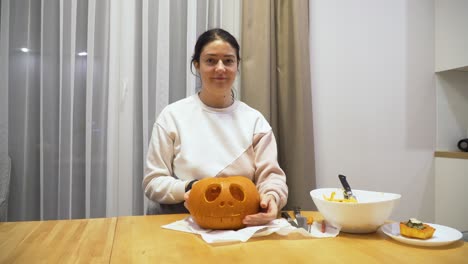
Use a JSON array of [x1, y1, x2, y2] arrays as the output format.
[[203, 53, 236, 58]]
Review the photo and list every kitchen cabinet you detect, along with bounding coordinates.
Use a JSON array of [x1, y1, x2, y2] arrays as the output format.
[[434, 153, 468, 232], [435, 0, 468, 72]]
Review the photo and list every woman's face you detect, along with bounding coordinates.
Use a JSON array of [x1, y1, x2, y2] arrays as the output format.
[[195, 39, 238, 96]]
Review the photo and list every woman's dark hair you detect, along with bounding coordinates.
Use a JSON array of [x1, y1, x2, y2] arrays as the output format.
[[190, 28, 241, 74]]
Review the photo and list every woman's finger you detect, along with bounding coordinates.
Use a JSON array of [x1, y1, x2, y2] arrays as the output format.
[[184, 190, 191, 210], [243, 197, 278, 225], [260, 194, 274, 208]]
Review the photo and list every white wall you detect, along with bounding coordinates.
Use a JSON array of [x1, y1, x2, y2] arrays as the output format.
[[309, 0, 436, 222]]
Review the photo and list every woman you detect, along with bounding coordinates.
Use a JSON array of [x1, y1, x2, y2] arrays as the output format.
[[143, 28, 288, 226]]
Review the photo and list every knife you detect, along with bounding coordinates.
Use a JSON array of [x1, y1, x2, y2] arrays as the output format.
[[338, 174, 357, 201], [281, 212, 298, 227], [293, 207, 308, 231]]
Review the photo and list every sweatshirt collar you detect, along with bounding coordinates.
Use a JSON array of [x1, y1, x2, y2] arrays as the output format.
[[194, 93, 239, 113]]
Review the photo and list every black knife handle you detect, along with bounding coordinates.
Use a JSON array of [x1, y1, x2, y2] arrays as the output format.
[[338, 174, 352, 192], [281, 212, 292, 220]]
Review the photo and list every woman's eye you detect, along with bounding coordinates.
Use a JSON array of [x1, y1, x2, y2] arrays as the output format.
[[205, 58, 216, 65], [224, 59, 235, 65]]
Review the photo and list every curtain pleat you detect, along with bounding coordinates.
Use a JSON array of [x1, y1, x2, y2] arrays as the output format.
[[69, 0, 76, 219], [90, 0, 109, 218], [241, 1, 277, 129], [142, 0, 149, 212], [155, 0, 170, 118], [85, 0, 95, 219], [106, 0, 119, 217], [186, 1, 197, 96], [59, 0, 73, 219], [275, 0, 316, 210], [41, 0, 60, 220], [168, 1, 187, 102], [116, 0, 137, 216], [241, 0, 316, 210], [39, 0, 45, 221], [8, 0, 42, 221], [146, 0, 158, 136], [0, 0, 10, 222]]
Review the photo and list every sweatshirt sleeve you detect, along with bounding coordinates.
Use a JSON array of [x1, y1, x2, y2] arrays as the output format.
[[142, 122, 186, 204], [253, 130, 288, 209]]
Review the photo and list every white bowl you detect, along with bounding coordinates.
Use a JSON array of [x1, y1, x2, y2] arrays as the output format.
[[310, 188, 401, 233]]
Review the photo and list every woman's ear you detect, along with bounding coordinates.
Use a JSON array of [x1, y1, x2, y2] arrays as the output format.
[[193, 61, 200, 71]]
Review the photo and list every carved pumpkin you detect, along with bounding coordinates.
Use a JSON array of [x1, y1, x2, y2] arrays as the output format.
[[186, 176, 260, 230]]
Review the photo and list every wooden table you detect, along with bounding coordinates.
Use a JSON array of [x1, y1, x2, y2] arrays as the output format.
[[1, 212, 467, 263]]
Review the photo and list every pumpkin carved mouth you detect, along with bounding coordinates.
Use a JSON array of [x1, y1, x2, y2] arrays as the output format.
[[204, 214, 241, 218]]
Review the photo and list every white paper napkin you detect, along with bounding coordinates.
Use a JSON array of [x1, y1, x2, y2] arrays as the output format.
[[161, 216, 340, 243]]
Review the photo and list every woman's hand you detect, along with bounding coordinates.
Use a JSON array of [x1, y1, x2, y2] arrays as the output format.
[[184, 179, 199, 210], [183, 190, 191, 210], [242, 194, 278, 226]]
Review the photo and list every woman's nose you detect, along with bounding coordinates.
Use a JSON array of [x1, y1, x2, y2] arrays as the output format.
[[215, 60, 226, 72]]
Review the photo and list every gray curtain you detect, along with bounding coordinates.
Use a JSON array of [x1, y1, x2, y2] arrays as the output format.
[[2, 0, 112, 221], [241, 0, 316, 210], [0, 0, 241, 221], [0, 0, 10, 221], [0, 157, 10, 221]]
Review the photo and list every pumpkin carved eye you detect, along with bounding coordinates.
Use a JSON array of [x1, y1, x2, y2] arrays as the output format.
[[205, 184, 221, 202], [229, 184, 245, 201]]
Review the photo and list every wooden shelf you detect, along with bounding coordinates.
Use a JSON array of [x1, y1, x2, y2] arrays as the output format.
[[434, 151, 468, 160]]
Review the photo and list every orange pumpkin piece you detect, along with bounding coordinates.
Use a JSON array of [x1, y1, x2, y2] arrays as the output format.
[[186, 176, 260, 230], [400, 220, 436, 240]]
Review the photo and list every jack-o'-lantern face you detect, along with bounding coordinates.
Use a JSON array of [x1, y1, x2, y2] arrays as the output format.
[[186, 176, 260, 230]]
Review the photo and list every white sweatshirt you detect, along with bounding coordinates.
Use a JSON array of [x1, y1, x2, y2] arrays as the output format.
[[143, 94, 288, 209]]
